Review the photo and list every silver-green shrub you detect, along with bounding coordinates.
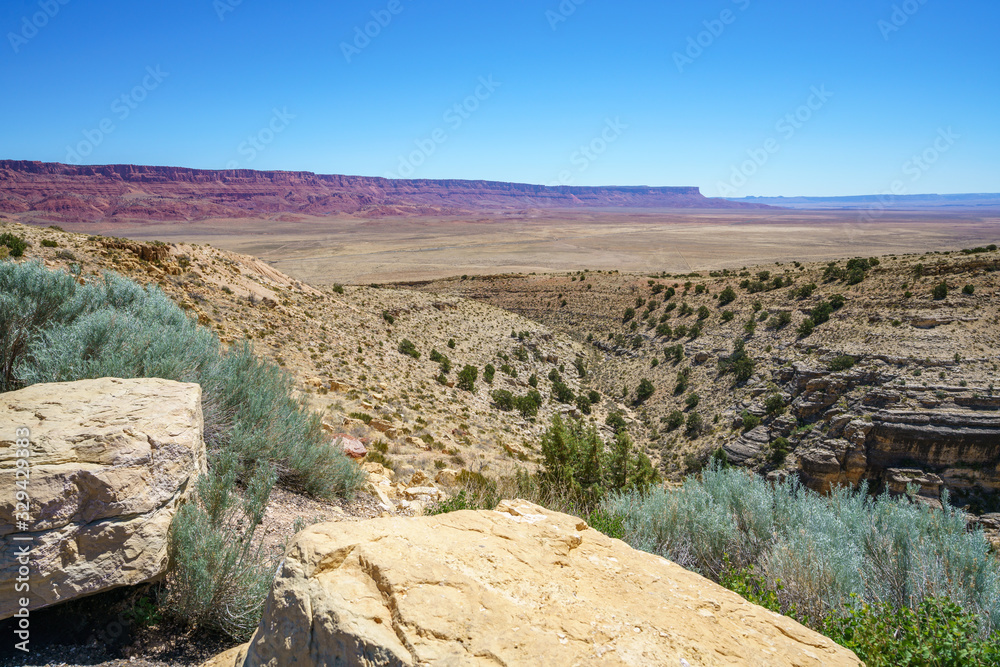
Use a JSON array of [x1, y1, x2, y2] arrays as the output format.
[[602, 466, 1000, 632]]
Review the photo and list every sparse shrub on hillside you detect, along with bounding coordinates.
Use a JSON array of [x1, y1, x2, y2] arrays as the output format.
[[331, 283, 344, 294], [768, 436, 790, 464], [483, 362, 495, 384], [528, 373, 538, 388], [719, 339, 754, 384], [829, 355, 856, 372], [697, 305, 710, 320], [764, 394, 785, 415], [398, 338, 420, 359], [457, 364, 478, 392], [656, 322, 673, 338], [606, 412, 627, 435], [797, 317, 815, 338], [622, 307, 635, 323], [665, 344, 684, 364], [634, 378, 655, 405], [40, 239, 58, 248], [430, 349, 452, 374], [381, 311, 394, 325], [664, 410, 684, 432], [741, 410, 761, 431], [718, 286, 737, 306], [447, 338, 456, 349], [575, 393, 592, 415], [0, 232, 28, 257], [491, 389, 515, 411], [685, 392, 700, 410], [552, 380, 575, 404], [685, 412, 703, 437], [721, 310, 735, 322], [743, 317, 756, 336], [515, 390, 543, 418], [933, 281, 949, 300], [768, 311, 793, 329], [963, 284, 975, 295]]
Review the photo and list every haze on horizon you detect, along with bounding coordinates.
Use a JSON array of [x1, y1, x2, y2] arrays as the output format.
[[2, 0, 997, 198]]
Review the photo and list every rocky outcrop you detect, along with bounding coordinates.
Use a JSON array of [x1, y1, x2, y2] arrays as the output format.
[[0, 160, 771, 223], [0, 378, 206, 619], [763, 361, 1000, 509], [209, 500, 861, 666]]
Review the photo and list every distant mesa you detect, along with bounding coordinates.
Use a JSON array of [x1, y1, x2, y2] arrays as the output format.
[[0, 160, 771, 223]]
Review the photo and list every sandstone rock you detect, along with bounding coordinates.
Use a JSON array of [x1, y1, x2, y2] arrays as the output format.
[[434, 468, 461, 488], [403, 486, 442, 502], [408, 470, 428, 486], [304, 376, 325, 388], [334, 435, 367, 460], [724, 425, 770, 464], [225, 500, 860, 666], [884, 468, 943, 498], [0, 378, 206, 619]]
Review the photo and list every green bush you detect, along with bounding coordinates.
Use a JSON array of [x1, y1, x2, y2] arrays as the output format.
[[0, 232, 28, 257], [40, 239, 58, 248], [664, 410, 684, 431], [829, 355, 856, 372], [685, 412, 703, 437], [397, 338, 420, 359], [457, 364, 477, 392], [483, 363, 495, 384], [764, 394, 785, 414], [824, 597, 1000, 667], [696, 305, 710, 320], [933, 281, 949, 300], [797, 317, 815, 338], [634, 378, 655, 405], [515, 390, 542, 418], [963, 284, 975, 295], [552, 380, 575, 404], [741, 410, 761, 431], [685, 392, 700, 410], [717, 286, 737, 306], [491, 389, 515, 411], [719, 339, 754, 384]]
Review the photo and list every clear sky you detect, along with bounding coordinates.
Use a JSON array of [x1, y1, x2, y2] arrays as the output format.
[[2, 0, 997, 196]]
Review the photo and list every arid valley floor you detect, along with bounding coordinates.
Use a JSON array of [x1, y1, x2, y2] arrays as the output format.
[[38, 207, 1000, 285]]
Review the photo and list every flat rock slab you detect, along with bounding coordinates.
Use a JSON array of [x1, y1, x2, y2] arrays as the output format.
[[220, 500, 860, 666], [0, 378, 206, 619]]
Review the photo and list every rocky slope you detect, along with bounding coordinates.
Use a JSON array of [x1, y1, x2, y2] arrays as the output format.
[[0, 161, 769, 223], [415, 245, 1000, 517]]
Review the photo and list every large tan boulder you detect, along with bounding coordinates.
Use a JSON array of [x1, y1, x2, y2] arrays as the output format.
[[0, 378, 206, 619], [220, 500, 861, 666]]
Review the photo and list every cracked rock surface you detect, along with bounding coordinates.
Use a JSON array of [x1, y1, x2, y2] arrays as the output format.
[[207, 500, 861, 667], [0, 378, 206, 619]]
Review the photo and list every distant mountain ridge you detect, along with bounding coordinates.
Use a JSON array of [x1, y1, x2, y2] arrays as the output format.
[[0, 160, 770, 223], [727, 193, 1000, 210]]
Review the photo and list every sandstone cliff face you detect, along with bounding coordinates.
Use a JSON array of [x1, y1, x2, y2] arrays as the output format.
[[208, 500, 861, 667], [0, 378, 206, 618], [0, 160, 769, 222], [731, 360, 1000, 511]]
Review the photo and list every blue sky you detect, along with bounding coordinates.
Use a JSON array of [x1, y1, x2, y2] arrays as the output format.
[[1, 0, 997, 196]]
